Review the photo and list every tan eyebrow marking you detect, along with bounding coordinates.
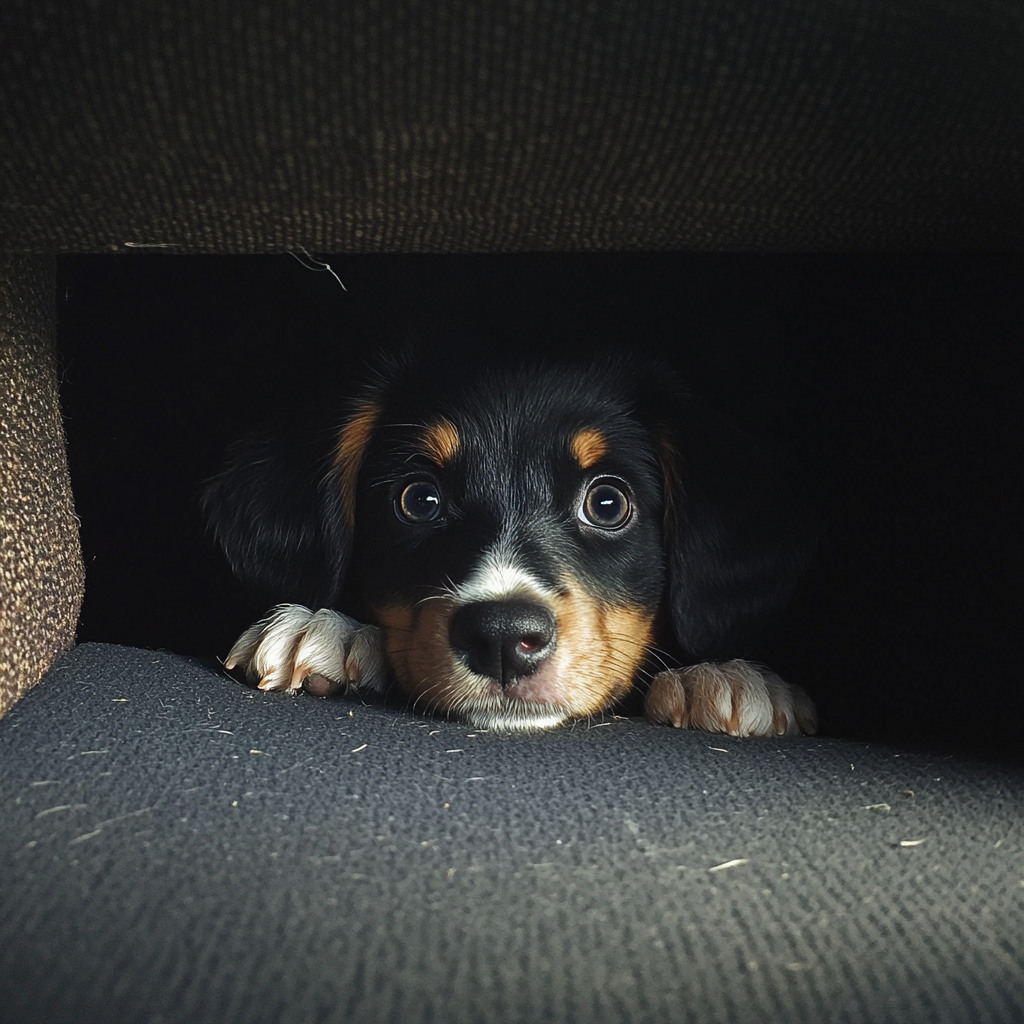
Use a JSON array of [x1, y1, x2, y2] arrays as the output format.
[[334, 401, 380, 527], [570, 427, 608, 469], [419, 417, 460, 466]]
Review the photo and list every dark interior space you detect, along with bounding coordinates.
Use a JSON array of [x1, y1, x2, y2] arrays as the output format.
[[55, 252, 1023, 761]]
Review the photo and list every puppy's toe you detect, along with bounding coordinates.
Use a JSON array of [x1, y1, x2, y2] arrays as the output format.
[[645, 661, 817, 737], [225, 604, 387, 696]]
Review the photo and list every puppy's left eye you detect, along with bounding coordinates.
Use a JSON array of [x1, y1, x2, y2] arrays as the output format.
[[578, 480, 632, 530], [396, 480, 443, 523]]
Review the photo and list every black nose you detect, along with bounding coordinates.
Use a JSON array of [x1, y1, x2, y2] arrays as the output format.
[[449, 601, 557, 686]]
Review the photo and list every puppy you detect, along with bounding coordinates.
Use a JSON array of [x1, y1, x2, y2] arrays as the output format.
[[204, 352, 816, 736]]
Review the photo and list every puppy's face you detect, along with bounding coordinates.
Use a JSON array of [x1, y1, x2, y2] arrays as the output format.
[[338, 364, 666, 730]]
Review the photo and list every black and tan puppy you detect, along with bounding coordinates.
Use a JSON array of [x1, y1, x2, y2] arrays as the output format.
[[204, 352, 816, 736]]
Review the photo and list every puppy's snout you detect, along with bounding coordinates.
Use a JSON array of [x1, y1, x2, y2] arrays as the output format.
[[449, 600, 556, 686]]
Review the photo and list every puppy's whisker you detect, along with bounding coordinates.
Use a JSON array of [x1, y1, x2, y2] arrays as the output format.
[[643, 645, 677, 673], [604, 631, 650, 648], [409, 677, 448, 716], [417, 577, 460, 603]]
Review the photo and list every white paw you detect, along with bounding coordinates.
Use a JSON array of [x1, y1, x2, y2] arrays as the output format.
[[645, 660, 817, 737], [224, 604, 387, 696]]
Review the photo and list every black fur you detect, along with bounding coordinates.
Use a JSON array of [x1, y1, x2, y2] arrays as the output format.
[[201, 428, 351, 608]]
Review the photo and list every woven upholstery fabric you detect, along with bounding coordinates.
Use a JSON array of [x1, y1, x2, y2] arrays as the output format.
[[0, 255, 83, 717], [2, 643, 1022, 1024], [1, 0, 1022, 254]]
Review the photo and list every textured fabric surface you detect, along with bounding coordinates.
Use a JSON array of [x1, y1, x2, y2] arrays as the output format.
[[2, 643, 1022, 1024], [1, 0, 1022, 254], [0, 256, 83, 718]]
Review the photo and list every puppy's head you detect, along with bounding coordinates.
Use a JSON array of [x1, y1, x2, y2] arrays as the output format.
[[205, 352, 811, 730], [334, 357, 666, 729]]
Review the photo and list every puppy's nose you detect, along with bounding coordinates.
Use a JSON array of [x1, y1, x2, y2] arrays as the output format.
[[449, 601, 556, 685]]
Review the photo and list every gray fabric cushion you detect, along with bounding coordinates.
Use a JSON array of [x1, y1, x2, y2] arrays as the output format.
[[2, 642, 1022, 1023], [1, 1, 1022, 253]]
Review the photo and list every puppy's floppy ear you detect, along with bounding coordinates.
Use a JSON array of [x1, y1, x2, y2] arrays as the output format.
[[201, 427, 353, 608], [653, 392, 816, 661]]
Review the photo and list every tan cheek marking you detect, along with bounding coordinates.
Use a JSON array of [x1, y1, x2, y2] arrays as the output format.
[[549, 590, 656, 716], [373, 601, 463, 708], [334, 402, 380, 528], [419, 418, 460, 466], [570, 428, 608, 470]]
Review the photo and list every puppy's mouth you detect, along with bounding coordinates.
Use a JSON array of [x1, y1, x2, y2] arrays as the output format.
[[372, 586, 655, 732]]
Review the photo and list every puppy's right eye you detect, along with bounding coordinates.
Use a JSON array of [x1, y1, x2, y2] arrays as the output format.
[[395, 480, 442, 523], [578, 479, 632, 530]]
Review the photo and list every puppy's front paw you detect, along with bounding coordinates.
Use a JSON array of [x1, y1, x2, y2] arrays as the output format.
[[645, 660, 817, 737], [224, 604, 387, 696]]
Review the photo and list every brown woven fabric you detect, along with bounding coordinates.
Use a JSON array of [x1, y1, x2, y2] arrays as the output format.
[[0, 255, 84, 717], [1, 0, 1022, 254]]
